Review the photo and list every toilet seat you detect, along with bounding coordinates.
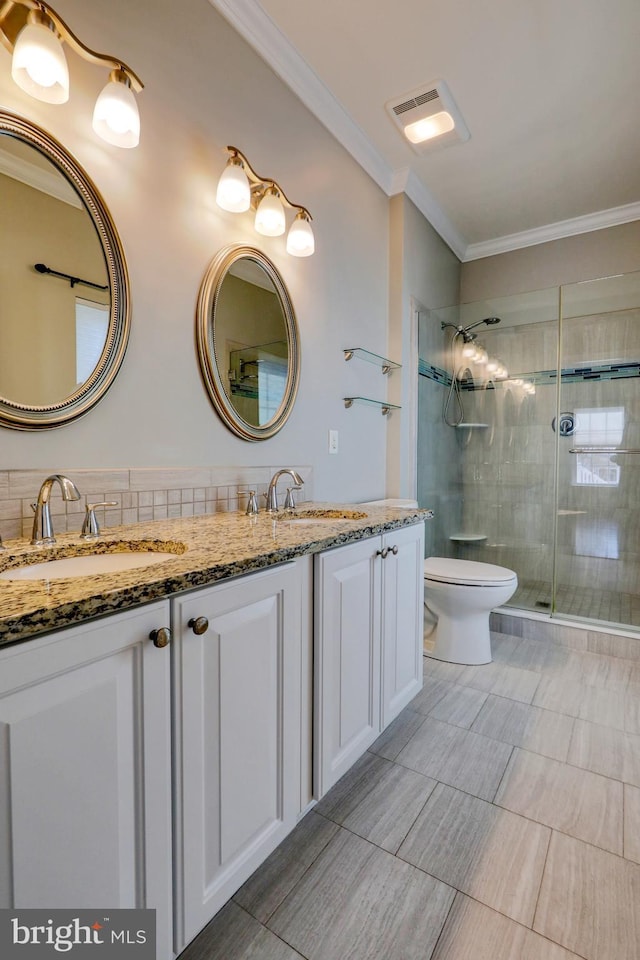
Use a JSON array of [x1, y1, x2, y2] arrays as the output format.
[[424, 557, 517, 587]]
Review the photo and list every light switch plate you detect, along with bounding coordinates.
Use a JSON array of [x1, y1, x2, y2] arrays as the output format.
[[328, 430, 339, 454]]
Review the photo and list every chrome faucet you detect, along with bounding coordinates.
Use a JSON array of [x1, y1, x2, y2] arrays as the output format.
[[31, 475, 81, 546], [265, 469, 304, 513]]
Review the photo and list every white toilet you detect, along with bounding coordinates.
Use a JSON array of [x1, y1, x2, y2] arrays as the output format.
[[423, 557, 517, 665]]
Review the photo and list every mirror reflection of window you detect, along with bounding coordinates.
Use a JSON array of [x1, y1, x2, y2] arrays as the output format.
[[75, 298, 109, 384], [573, 406, 624, 487]]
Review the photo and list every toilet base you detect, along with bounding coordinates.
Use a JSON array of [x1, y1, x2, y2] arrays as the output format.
[[425, 610, 492, 665]]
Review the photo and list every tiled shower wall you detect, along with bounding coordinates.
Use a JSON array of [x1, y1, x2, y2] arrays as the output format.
[[0, 465, 313, 542], [417, 306, 462, 557]]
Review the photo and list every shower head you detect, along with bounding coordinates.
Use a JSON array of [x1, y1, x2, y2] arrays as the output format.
[[461, 316, 502, 335], [440, 317, 502, 343]]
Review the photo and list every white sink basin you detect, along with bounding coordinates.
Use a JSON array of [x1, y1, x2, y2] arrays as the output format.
[[0, 551, 179, 580]]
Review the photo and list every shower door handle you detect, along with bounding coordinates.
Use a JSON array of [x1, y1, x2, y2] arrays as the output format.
[[569, 447, 640, 454]]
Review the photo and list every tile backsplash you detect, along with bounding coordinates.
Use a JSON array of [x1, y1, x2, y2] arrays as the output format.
[[0, 466, 313, 542]]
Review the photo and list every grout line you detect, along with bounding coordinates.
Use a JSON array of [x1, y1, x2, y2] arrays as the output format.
[[425, 888, 460, 960], [490, 743, 515, 802], [530, 824, 554, 932]]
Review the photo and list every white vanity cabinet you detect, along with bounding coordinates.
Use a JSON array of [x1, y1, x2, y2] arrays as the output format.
[[171, 559, 306, 953], [0, 601, 174, 959], [314, 522, 424, 796]]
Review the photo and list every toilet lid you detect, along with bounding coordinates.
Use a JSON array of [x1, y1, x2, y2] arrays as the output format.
[[424, 556, 517, 586]]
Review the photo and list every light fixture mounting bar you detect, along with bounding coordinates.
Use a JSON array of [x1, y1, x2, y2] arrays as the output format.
[[0, 0, 143, 90], [227, 145, 311, 220]]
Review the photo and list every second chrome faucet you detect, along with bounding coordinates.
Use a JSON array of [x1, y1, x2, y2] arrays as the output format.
[[265, 469, 304, 513]]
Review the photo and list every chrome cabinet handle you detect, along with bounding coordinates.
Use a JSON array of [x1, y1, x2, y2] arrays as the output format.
[[376, 547, 389, 559], [149, 627, 171, 648], [390, 545, 399, 555], [188, 616, 209, 636]]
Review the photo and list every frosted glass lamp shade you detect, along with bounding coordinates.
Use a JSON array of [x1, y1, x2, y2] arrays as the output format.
[[216, 160, 250, 212], [255, 190, 285, 236], [92, 74, 140, 148], [286, 213, 314, 257], [12, 19, 69, 104]]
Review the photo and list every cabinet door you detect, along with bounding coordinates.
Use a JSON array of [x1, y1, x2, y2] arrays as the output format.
[[381, 522, 425, 726], [173, 562, 301, 951], [0, 602, 173, 959], [314, 537, 381, 797]]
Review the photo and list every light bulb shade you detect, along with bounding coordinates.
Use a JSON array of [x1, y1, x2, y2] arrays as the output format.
[[216, 159, 250, 213], [12, 19, 69, 104], [92, 73, 140, 148], [474, 346, 488, 365], [286, 213, 314, 257], [486, 357, 499, 374], [255, 190, 286, 236], [404, 110, 455, 144], [461, 342, 477, 360]]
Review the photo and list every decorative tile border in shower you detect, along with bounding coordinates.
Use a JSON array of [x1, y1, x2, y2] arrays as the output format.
[[418, 358, 451, 385], [418, 358, 640, 390], [0, 465, 314, 542]]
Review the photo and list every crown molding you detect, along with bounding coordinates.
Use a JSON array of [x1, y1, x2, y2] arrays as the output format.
[[209, 0, 394, 194], [391, 168, 467, 260], [463, 201, 640, 261], [0, 147, 81, 207]]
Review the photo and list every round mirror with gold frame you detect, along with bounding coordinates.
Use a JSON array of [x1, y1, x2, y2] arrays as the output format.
[[0, 110, 130, 429], [196, 244, 300, 441]]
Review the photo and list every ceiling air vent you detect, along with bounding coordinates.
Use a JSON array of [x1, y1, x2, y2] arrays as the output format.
[[385, 79, 470, 153]]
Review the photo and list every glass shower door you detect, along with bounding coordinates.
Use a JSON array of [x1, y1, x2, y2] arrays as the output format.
[[554, 270, 640, 628]]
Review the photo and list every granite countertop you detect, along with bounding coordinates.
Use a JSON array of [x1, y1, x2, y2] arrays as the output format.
[[0, 503, 430, 647]]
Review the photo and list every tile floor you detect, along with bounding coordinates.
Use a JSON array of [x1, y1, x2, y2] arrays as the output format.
[[181, 629, 640, 960]]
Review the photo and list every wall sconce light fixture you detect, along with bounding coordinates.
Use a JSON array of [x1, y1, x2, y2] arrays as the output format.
[[216, 146, 314, 257], [0, 0, 143, 148]]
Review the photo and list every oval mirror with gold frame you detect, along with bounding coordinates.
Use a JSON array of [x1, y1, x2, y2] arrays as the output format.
[[196, 244, 300, 441], [0, 110, 130, 430]]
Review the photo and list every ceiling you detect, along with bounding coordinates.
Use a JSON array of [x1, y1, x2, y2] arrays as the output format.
[[209, 0, 640, 261]]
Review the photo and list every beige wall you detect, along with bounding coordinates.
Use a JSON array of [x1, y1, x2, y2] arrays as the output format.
[[387, 195, 461, 498], [0, 173, 108, 404], [461, 221, 640, 302], [0, 0, 390, 504]]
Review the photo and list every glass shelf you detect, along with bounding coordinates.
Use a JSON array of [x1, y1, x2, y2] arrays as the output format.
[[343, 397, 401, 416], [343, 347, 401, 374], [449, 534, 488, 542]]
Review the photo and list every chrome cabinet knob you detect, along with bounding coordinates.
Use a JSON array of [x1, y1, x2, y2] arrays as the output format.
[[150, 627, 171, 648], [188, 616, 209, 636], [390, 545, 399, 555], [376, 547, 389, 559]]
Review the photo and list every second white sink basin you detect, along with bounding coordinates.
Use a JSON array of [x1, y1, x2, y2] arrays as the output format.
[[0, 551, 179, 580]]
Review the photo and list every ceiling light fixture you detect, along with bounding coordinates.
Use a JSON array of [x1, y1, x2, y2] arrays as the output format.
[[0, 0, 143, 148], [216, 146, 314, 257], [386, 79, 470, 153]]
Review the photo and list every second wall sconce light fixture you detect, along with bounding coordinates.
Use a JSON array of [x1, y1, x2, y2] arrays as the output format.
[[0, 0, 143, 148], [216, 146, 314, 257]]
